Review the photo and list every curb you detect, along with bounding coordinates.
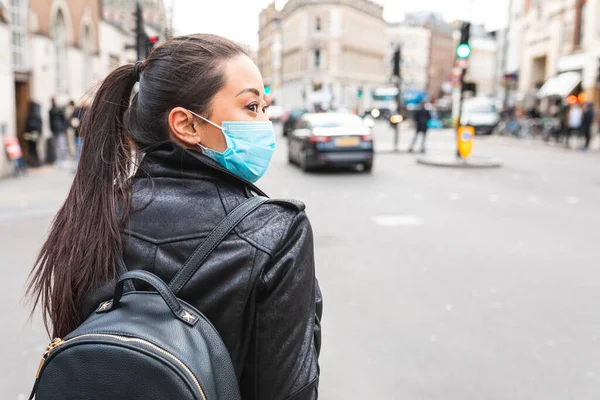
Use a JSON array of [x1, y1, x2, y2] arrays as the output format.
[[416, 156, 503, 169]]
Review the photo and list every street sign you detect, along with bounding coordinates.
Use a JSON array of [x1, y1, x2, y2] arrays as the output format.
[[457, 126, 474, 159], [4, 135, 22, 160]]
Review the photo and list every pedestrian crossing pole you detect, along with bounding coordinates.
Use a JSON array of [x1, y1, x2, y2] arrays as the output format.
[[454, 22, 472, 158], [393, 45, 402, 152]]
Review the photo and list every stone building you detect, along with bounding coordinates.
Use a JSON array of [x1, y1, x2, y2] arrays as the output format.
[[277, 0, 387, 111]]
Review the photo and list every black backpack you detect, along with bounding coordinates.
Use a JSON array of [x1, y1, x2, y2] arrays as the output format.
[[30, 196, 270, 400]]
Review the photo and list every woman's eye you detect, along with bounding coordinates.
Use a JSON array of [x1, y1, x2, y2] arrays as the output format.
[[247, 104, 258, 113], [262, 106, 269, 114]]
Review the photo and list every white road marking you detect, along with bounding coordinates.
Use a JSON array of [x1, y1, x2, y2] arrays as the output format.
[[567, 196, 579, 204], [377, 192, 386, 199], [528, 195, 539, 203], [445, 304, 453, 311], [547, 339, 555, 347], [512, 173, 521, 180], [488, 194, 499, 202], [430, 335, 438, 342], [413, 192, 424, 200], [449, 193, 461, 201], [372, 215, 423, 227]]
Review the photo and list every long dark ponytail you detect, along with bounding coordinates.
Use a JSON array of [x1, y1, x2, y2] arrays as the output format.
[[27, 34, 246, 338], [27, 64, 139, 338]]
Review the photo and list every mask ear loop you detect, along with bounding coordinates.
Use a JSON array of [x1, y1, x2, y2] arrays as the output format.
[[188, 110, 223, 131]]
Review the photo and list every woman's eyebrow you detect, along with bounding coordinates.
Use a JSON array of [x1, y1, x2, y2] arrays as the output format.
[[236, 88, 261, 97]]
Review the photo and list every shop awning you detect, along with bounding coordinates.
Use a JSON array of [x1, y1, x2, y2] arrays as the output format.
[[537, 72, 581, 98]]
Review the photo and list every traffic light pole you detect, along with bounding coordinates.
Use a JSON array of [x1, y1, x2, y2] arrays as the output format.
[[456, 67, 467, 158], [394, 76, 401, 152], [392, 45, 402, 152]]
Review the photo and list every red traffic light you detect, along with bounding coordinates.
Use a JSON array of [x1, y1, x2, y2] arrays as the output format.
[[148, 36, 158, 44]]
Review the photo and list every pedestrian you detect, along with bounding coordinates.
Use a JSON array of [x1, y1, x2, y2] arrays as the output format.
[[580, 102, 594, 151], [27, 34, 322, 399], [23, 100, 42, 167], [65, 100, 76, 157], [566, 102, 583, 148], [70, 97, 88, 170], [48, 97, 67, 165], [408, 102, 432, 153]]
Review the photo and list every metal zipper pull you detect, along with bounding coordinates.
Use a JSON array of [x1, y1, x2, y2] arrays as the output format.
[[35, 338, 64, 379]]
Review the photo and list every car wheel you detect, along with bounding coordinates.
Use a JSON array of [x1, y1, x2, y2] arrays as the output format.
[[363, 161, 373, 173], [300, 150, 311, 172], [287, 145, 294, 165]]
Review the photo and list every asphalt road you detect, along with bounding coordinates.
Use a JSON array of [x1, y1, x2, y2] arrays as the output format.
[[2, 121, 600, 399]]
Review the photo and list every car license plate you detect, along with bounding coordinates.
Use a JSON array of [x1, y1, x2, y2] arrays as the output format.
[[335, 137, 360, 147]]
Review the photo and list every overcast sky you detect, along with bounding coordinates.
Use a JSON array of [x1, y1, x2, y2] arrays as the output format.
[[171, 0, 510, 49]]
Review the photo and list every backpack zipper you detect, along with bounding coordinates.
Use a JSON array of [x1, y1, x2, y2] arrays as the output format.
[[36, 334, 206, 400]]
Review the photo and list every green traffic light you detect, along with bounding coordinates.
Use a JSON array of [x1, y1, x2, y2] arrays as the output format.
[[264, 87, 272, 96], [456, 44, 472, 59]]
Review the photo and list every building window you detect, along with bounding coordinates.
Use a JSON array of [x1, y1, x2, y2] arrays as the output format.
[[314, 49, 321, 68], [10, 0, 28, 69], [316, 17, 321, 31], [53, 9, 68, 92]]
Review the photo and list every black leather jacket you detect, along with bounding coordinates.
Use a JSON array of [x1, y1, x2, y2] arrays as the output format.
[[81, 142, 322, 400]]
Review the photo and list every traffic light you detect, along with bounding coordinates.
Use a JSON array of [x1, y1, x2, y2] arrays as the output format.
[[264, 86, 271, 96], [456, 22, 471, 59], [357, 86, 363, 98], [392, 46, 401, 77], [145, 35, 158, 58]]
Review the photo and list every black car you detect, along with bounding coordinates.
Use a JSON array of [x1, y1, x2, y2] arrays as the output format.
[[282, 108, 309, 136], [287, 113, 374, 172]]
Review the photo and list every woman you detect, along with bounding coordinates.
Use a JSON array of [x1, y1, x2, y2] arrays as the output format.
[[28, 34, 322, 399], [23, 100, 42, 167]]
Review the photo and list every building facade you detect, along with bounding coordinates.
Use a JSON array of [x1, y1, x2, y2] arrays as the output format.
[[0, 0, 166, 174], [386, 22, 430, 93], [0, 0, 102, 173], [405, 12, 454, 99], [258, 3, 282, 104], [279, 0, 387, 111], [517, 0, 600, 107]]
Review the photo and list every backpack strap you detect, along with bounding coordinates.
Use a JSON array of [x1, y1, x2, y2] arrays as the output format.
[[168, 196, 270, 295]]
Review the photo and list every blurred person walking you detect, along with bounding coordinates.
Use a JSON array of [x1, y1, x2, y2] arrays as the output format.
[[408, 102, 432, 153], [48, 97, 67, 165], [70, 98, 88, 170], [27, 34, 321, 400], [23, 100, 42, 167], [65, 100, 76, 157], [566, 103, 583, 148], [580, 102, 594, 151]]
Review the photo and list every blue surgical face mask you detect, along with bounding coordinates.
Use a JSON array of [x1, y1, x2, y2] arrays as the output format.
[[189, 110, 276, 183]]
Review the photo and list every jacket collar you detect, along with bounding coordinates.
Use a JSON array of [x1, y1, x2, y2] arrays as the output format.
[[135, 141, 267, 197]]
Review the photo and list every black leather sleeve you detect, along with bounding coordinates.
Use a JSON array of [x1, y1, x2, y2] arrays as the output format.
[[243, 211, 321, 400]]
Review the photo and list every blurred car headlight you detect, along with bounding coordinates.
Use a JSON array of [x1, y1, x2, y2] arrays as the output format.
[[363, 117, 375, 127], [390, 114, 403, 124], [370, 109, 381, 118]]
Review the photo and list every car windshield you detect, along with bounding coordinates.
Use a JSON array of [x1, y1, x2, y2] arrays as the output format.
[[465, 104, 497, 114], [306, 114, 365, 128], [291, 109, 308, 118]]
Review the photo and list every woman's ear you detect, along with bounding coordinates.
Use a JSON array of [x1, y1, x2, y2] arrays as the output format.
[[168, 107, 202, 146]]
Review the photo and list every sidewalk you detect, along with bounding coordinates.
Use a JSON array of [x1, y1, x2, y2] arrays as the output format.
[[0, 165, 73, 222]]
